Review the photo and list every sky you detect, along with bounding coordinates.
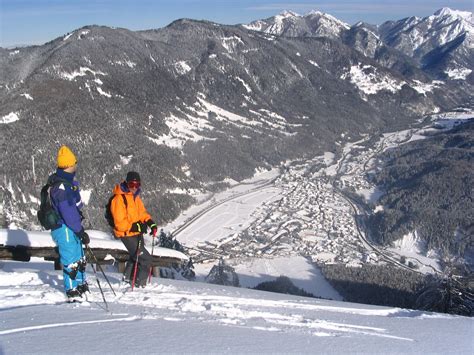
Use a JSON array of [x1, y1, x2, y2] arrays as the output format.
[[1, 0, 472, 47]]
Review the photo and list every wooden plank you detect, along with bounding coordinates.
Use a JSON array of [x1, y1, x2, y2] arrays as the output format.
[[0, 246, 184, 268]]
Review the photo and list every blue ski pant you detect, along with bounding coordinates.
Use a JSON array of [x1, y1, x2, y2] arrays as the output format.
[[51, 224, 86, 292]]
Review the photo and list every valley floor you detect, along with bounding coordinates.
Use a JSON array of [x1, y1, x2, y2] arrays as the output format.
[[166, 112, 474, 284]]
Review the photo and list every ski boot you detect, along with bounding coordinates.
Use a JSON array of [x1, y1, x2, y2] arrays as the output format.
[[66, 288, 83, 303]]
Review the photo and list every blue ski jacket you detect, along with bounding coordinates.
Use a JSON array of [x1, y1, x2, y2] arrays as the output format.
[[49, 169, 84, 233]]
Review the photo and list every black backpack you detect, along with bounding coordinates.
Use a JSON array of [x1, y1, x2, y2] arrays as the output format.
[[37, 179, 69, 230], [105, 194, 127, 228]]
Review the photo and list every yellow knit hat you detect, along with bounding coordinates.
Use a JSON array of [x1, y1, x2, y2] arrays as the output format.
[[57, 145, 77, 168]]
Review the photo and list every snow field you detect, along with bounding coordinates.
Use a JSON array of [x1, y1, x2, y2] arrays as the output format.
[[1, 258, 472, 354]]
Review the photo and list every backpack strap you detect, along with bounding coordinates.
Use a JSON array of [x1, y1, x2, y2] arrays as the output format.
[[40, 184, 50, 206], [122, 194, 127, 209]]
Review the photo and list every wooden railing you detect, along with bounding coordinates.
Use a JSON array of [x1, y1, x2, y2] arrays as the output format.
[[0, 245, 184, 272]]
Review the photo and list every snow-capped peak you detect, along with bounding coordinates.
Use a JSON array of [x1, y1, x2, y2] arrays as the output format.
[[380, 7, 473, 58], [278, 10, 300, 18], [243, 8, 351, 37], [433, 7, 473, 21], [306, 10, 323, 17], [306, 10, 350, 28], [428, 8, 473, 35], [305, 10, 351, 30]]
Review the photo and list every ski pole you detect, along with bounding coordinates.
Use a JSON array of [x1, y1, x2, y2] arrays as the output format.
[[86, 245, 116, 296], [147, 234, 156, 284], [131, 236, 142, 291], [87, 253, 109, 312]]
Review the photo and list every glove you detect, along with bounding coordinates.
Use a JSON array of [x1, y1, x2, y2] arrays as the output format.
[[77, 229, 90, 245], [147, 219, 158, 237], [130, 221, 147, 234]]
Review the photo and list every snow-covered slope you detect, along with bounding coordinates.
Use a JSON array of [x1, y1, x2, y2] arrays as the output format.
[[0, 258, 472, 354], [379, 7, 473, 77], [380, 7, 473, 56]]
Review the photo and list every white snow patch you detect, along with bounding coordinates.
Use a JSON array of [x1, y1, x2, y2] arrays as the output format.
[[20, 93, 33, 100], [96, 87, 112, 97], [388, 231, 442, 273], [221, 36, 244, 53], [152, 110, 214, 149], [166, 188, 189, 195], [113, 154, 134, 171], [242, 20, 267, 32], [290, 62, 304, 78], [197, 96, 262, 128], [60, 67, 106, 81], [1, 112, 20, 124], [120, 154, 133, 165], [63, 32, 74, 41], [323, 152, 335, 165], [258, 109, 286, 122], [9, 50, 20, 56], [393, 232, 425, 253], [374, 205, 384, 213], [308, 60, 320, 68], [341, 64, 404, 95], [174, 61, 192, 75], [235, 76, 252, 93], [112, 60, 137, 69], [445, 68, 472, 80], [410, 80, 440, 94], [357, 186, 383, 203], [80, 189, 92, 205], [77, 30, 90, 39]]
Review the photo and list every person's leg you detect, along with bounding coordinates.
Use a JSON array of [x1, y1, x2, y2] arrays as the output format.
[[51, 225, 83, 294], [123, 260, 134, 282], [121, 236, 140, 283], [137, 237, 152, 287], [74, 233, 88, 293]]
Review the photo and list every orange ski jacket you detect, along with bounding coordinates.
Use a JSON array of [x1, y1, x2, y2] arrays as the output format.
[[110, 183, 151, 237]]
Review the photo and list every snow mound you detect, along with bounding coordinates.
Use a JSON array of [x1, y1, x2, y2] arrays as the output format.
[[0, 112, 20, 124]]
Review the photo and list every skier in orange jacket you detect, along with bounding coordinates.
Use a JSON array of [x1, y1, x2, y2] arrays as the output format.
[[110, 171, 158, 287]]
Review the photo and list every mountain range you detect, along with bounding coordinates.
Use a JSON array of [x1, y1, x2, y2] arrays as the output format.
[[0, 8, 472, 232], [244, 7, 473, 79]]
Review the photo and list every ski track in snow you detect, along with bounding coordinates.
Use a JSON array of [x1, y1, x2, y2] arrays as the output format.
[[2, 282, 413, 341], [0, 316, 138, 335], [0, 265, 429, 343]]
